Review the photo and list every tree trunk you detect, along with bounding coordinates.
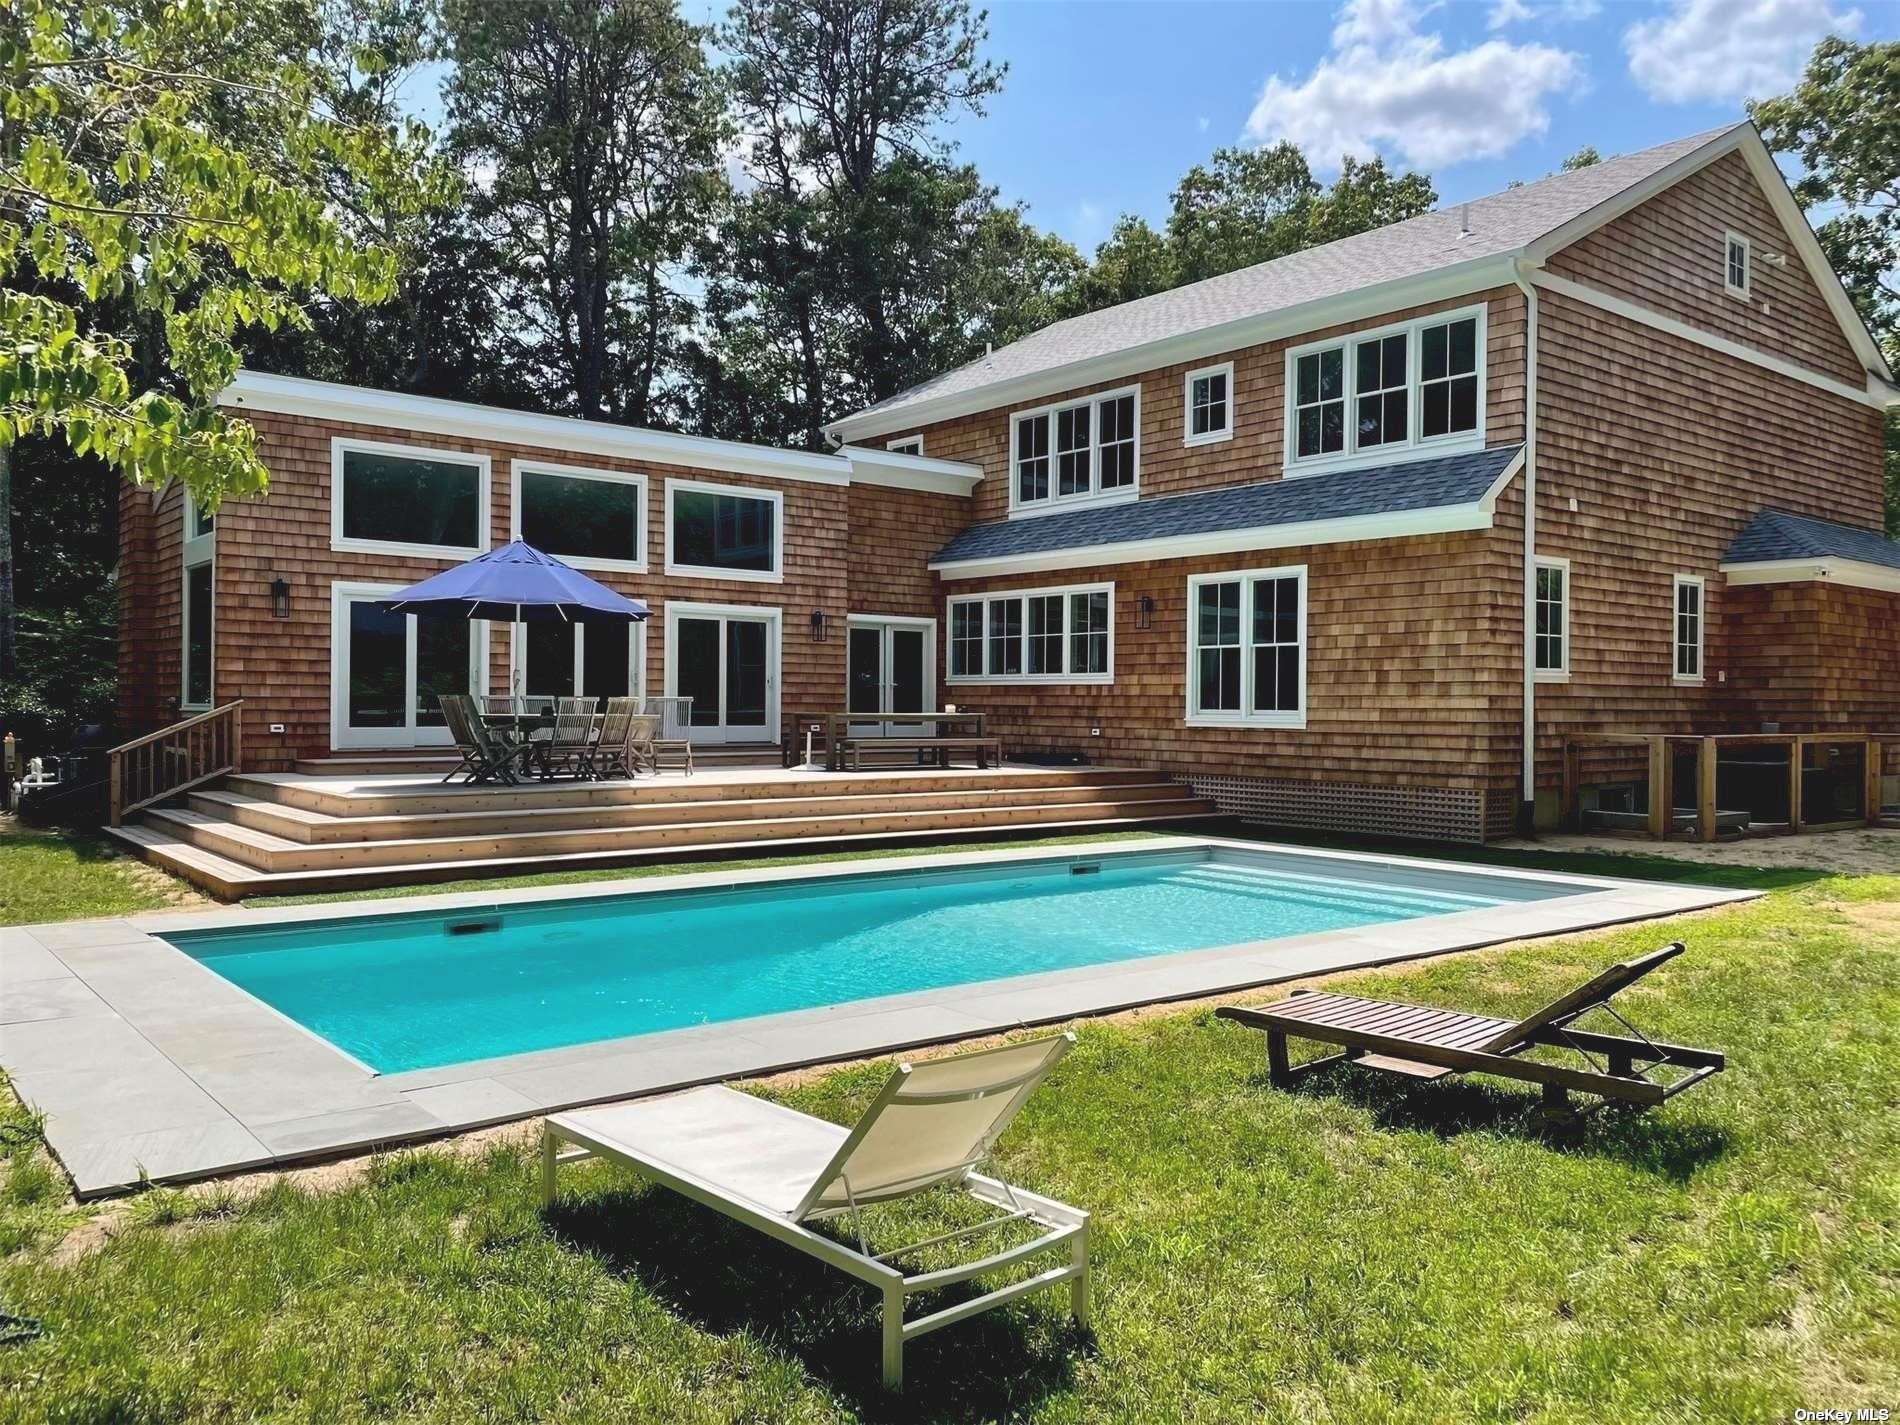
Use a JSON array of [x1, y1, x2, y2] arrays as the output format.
[[0, 442, 14, 689]]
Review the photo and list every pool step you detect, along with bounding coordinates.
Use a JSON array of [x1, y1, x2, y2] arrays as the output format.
[[107, 804, 1218, 900], [141, 794, 1217, 874]]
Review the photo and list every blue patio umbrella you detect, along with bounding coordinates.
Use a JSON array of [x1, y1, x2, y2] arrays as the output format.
[[379, 540, 649, 625]]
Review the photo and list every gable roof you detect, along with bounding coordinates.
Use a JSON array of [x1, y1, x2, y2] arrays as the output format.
[[931, 445, 1522, 578], [1723, 508, 1900, 573], [831, 123, 1892, 442]]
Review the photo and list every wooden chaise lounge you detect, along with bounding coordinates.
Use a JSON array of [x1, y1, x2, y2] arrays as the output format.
[[1216, 942, 1724, 1116]]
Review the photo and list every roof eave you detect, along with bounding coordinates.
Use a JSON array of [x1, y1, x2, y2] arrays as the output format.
[[1719, 557, 1900, 593]]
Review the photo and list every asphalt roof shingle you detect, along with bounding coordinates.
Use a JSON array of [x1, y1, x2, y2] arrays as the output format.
[[932, 445, 1522, 567], [1723, 509, 1900, 572], [844, 126, 1741, 431]]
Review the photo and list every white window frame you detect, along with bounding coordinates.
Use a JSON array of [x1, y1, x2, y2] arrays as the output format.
[[1007, 386, 1141, 518], [329, 579, 491, 750], [663, 477, 784, 584], [1183, 361, 1235, 447], [330, 437, 491, 559], [509, 618, 648, 701], [1184, 565, 1308, 729], [1672, 574, 1705, 685], [510, 460, 647, 574], [885, 435, 924, 456], [1533, 555, 1571, 683], [944, 581, 1115, 685], [661, 598, 782, 745], [180, 545, 214, 713], [1723, 230, 1750, 299], [185, 499, 216, 555], [1282, 302, 1487, 477]]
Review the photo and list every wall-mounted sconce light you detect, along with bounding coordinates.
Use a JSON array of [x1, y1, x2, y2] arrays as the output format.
[[270, 577, 291, 620], [810, 609, 830, 642], [1136, 595, 1155, 630]]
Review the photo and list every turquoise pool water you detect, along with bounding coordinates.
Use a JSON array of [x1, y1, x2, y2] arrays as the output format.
[[166, 850, 1557, 1074]]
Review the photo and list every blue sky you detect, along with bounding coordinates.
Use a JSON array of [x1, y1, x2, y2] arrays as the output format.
[[403, 0, 1897, 252]]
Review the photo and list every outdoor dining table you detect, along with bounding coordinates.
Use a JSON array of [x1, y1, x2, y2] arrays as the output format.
[[804, 711, 990, 772], [478, 701, 580, 780]]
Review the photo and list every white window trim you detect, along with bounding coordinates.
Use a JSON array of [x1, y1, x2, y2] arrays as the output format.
[[663, 476, 784, 584], [329, 579, 491, 750], [1281, 302, 1488, 478], [661, 599, 783, 745], [1533, 555, 1571, 684], [884, 435, 924, 456], [1183, 361, 1235, 448], [508, 618, 647, 700], [509, 460, 648, 574], [1672, 574, 1706, 685], [1723, 230, 1751, 299], [1007, 386, 1141, 519], [945, 581, 1115, 686], [330, 436, 491, 559], [185, 499, 216, 560], [1183, 565, 1308, 730], [846, 613, 939, 718], [179, 559, 214, 712]]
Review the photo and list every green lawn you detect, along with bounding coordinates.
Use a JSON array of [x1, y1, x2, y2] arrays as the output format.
[[2, 862, 1895, 1422], [0, 823, 174, 927]]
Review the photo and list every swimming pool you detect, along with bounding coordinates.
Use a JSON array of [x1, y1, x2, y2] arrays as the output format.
[[164, 846, 1583, 1074]]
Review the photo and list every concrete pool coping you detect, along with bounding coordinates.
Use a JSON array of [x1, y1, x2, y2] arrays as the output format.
[[0, 835, 1761, 1197]]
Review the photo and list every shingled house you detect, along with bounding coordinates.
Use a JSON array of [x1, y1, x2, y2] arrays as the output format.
[[114, 121, 1900, 872]]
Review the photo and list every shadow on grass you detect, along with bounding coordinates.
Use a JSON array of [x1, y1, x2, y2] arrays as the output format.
[[546, 1188, 1090, 1422], [1251, 1064, 1729, 1182]]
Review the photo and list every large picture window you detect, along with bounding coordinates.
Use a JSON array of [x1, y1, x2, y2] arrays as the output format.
[[333, 440, 487, 556], [665, 479, 782, 581], [1010, 388, 1139, 513], [514, 463, 645, 571], [946, 583, 1115, 683], [1186, 567, 1305, 727], [1286, 305, 1485, 472]]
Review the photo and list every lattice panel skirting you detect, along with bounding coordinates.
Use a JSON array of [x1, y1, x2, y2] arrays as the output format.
[[1187, 776, 1488, 844]]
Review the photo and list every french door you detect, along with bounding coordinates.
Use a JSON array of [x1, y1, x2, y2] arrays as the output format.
[[847, 616, 935, 733], [331, 582, 487, 749], [665, 602, 780, 745]]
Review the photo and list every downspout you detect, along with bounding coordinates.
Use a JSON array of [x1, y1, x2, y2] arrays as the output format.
[[1511, 258, 1541, 836]]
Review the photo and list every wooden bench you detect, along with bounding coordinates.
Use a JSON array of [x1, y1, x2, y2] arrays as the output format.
[[840, 735, 1002, 771]]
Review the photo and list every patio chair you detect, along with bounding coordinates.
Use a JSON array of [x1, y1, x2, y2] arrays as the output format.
[[541, 1034, 1090, 1391], [594, 711, 658, 780], [640, 695, 694, 776], [579, 697, 638, 779], [1216, 941, 1725, 1118], [440, 694, 521, 786], [533, 696, 599, 779]]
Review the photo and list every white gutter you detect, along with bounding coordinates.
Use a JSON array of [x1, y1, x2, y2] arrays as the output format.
[[1512, 258, 1541, 835]]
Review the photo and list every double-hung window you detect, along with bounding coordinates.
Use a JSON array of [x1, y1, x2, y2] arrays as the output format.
[[1010, 389, 1139, 512], [1673, 575, 1704, 683], [1533, 557, 1569, 680], [1286, 305, 1485, 472], [946, 583, 1114, 683], [1184, 362, 1234, 446], [1723, 232, 1750, 297], [1186, 567, 1306, 727]]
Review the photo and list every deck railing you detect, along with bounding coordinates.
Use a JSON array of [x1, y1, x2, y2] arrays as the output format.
[[109, 701, 244, 826]]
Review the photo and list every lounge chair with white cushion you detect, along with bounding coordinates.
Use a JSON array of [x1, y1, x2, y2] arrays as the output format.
[[540, 1034, 1090, 1389]]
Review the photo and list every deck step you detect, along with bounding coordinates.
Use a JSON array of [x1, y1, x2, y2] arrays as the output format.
[[108, 808, 1218, 900], [141, 795, 1220, 873]]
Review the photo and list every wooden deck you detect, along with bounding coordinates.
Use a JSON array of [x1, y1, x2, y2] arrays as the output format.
[[106, 762, 1219, 899]]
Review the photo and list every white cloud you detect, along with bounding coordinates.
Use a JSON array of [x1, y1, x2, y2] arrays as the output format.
[[1489, 0, 1598, 27], [1487, 0, 1534, 26], [1624, 0, 1859, 104], [1197, 115, 1211, 134], [1245, 0, 1586, 171]]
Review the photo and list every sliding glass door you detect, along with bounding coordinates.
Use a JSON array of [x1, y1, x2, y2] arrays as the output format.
[[331, 583, 486, 748], [665, 603, 779, 745]]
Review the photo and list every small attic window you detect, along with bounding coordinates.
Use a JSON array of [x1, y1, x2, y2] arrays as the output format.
[[886, 435, 923, 456], [1723, 231, 1750, 298]]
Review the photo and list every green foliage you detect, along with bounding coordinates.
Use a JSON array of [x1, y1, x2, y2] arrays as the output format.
[[0, 0, 435, 507], [0, 590, 115, 748], [1560, 145, 1602, 171]]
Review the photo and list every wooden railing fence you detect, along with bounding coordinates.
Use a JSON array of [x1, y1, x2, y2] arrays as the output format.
[[108, 701, 243, 826]]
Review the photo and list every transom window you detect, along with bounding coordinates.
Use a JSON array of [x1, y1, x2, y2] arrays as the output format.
[[1534, 558, 1569, 679], [1010, 389, 1139, 513], [885, 435, 923, 456], [1673, 575, 1704, 682], [1286, 305, 1485, 471], [947, 583, 1114, 683], [1186, 567, 1305, 727], [1184, 362, 1234, 446], [514, 463, 645, 572], [1724, 232, 1750, 297], [665, 479, 781, 582], [333, 439, 488, 556]]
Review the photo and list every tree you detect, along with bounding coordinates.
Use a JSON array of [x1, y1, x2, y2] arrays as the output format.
[[0, 0, 432, 689], [716, 0, 1006, 444], [1560, 145, 1601, 171], [1752, 36, 1900, 532], [443, 0, 725, 425]]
